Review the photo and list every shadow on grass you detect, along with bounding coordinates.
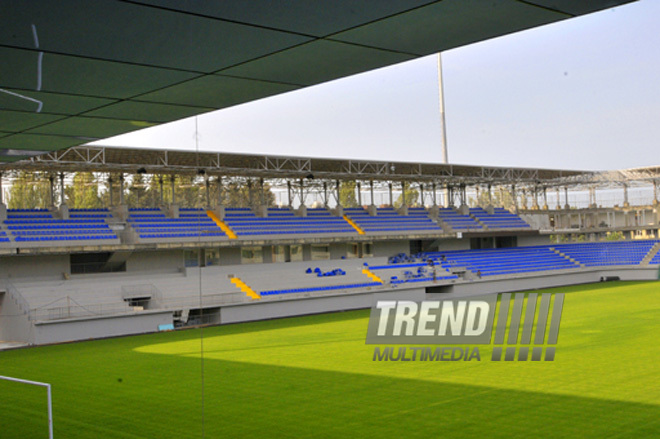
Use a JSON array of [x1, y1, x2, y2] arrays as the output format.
[[2, 347, 659, 439]]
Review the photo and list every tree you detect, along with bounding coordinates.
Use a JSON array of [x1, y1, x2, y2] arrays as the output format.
[[606, 231, 624, 241], [394, 186, 420, 208], [64, 172, 102, 208], [339, 181, 358, 207], [470, 186, 515, 210], [126, 174, 160, 208], [222, 179, 276, 208], [7, 171, 51, 209]]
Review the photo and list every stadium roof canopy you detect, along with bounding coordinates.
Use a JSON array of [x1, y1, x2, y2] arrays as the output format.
[[0, 0, 635, 164], [6, 144, 589, 188]]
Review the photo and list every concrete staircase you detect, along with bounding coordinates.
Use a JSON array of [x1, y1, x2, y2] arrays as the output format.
[[230, 277, 260, 300], [641, 242, 660, 265], [469, 215, 489, 230], [550, 248, 583, 268]]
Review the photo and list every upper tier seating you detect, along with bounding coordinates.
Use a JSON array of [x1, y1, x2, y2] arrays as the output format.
[[4, 209, 119, 243], [344, 207, 442, 233], [223, 207, 356, 236], [469, 207, 531, 230], [437, 208, 483, 232], [128, 208, 226, 239]]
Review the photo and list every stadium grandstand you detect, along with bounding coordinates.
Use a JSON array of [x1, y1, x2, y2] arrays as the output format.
[[0, 0, 656, 347], [3, 2, 660, 438], [0, 147, 659, 345]]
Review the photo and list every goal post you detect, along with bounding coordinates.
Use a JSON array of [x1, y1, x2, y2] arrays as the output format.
[[0, 375, 53, 439]]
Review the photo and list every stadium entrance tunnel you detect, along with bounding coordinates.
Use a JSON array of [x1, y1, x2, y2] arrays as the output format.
[[183, 307, 221, 327]]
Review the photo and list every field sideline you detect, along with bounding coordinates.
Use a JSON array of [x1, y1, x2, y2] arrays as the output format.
[[1, 281, 659, 438]]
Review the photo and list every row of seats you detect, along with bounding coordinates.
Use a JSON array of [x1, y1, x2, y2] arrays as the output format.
[[554, 241, 657, 266], [14, 235, 118, 242], [260, 281, 382, 296], [423, 247, 579, 276], [391, 275, 458, 284], [437, 208, 483, 231], [224, 207, 355, 236], [128, 208, 226, 240], [305, 267, 346, 277], [3, 209, 118, 242], [345, 207, 442, 233], [469, 207, 531, 229]]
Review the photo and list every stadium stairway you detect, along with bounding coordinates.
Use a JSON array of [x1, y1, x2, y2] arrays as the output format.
[[343, 215, 365, 235], [641, 242, 660, 265], [230, 277, 260, 300], [361, 267, 384, 284], [207, 210, 237, 239], [551, 247, 584, 267]]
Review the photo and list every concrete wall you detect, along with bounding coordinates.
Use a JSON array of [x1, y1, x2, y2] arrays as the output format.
[[518, 235, 552, 247], [0, 292, 33, 343], [330, 243, 348, 259], [0, 254, 70, 280], [219, 247, 242, 265], [32, 310, 173, 345], [373, 240, 408, 257], [427, 267, 659, 300], [436, 239, 470, 252], [520, 213, 551, 230], [125, 249, 183, 273], [220, 287, 425, 324]]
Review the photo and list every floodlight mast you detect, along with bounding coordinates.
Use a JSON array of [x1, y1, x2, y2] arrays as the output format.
[[438, 53, 449, 165]]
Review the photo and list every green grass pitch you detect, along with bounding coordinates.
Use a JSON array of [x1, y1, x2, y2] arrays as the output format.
[[1, 280, 659, 438]]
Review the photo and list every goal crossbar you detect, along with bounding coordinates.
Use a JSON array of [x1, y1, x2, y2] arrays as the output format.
[[0, 375, 53, 439]]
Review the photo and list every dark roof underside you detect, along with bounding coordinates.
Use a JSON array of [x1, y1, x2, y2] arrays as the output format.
[[0, 0, 635, 163]]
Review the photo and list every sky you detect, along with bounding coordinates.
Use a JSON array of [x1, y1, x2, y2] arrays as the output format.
[[94, 0, 660, 172]]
